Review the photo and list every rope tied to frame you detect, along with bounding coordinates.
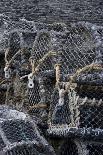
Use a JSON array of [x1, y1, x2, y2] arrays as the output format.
[[30, 51, 57, 78], [20, 51, 57, 88], [20, 51, 57, 79], [70, 63, 103, 83]]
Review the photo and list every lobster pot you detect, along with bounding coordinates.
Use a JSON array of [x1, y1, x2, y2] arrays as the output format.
[[4, 31, 31, 109], [28, 72, 55, 120], [5, 74, 29, 111], [0, 106, 55, 155], [58, 24, 95, 75]]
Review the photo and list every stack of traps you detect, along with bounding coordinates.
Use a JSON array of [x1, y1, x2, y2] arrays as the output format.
[[4, 22, 103, 155]]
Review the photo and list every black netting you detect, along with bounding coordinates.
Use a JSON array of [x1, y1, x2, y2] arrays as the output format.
[[79, 105, 103, 129], [32, 31, 53, 72], [28, 79, 40, 106], [6, 144, 41, 155], [58, 140, 79, 155], [87, 143, 103, 155], [49, 88, 70, 125], [1, 120, 37, 143], [0, 106, 55, 155], [60, 28, 95, 74]]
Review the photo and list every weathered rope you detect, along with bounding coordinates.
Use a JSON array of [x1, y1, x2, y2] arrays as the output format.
[[20, 51, 57, 80], [28, 104, 48, 112], [5, 48, 22, 69], [70, 63, 103, 83], [68, 90, 76, 127], [0, 80, 6, 86], [54, 63, 61, 85]]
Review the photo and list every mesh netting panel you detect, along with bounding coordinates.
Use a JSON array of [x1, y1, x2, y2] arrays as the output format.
[[0, 89, 6, 105], [28, 79, 40, 106], [43, 73, 56, 103], [28, 71, 56, 111], [76, 86, 103, 100], [32, 31, 53, 72], [54, 26, 95, 74], [31, 24, 96, 75], [6, 144, 41, 155], [79, 105, 103, 129], [87, 143, 103, 155], [6, 142, 53, 155], [1, 120, 37, 143], [49, 88, 70, 125], [8, 32, 21, 60]]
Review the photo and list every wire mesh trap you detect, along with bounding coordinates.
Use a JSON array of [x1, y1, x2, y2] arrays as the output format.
[[0, 105, 55, 155], [47, 23, 103, 145]]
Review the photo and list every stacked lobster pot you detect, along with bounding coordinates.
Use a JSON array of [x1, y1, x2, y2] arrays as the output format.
[[48, 24, 103, 155], [3, 21, 103, 154], [0, 105, 55, 155], [3, 20, 37, 111]]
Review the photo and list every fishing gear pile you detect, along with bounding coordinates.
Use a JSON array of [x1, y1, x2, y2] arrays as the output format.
[[0, 16, 103, 155]]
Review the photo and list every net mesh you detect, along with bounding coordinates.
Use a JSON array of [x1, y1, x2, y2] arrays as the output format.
[[87, 144, 103, 155], [56, 140, 103, 155], [79, 104, 103, 129], [0, 106, 55, 155]]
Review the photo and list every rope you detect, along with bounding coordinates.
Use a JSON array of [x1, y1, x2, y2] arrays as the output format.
[[54, 64, 61, 84], [28, 104, 48, 112], [0, 80, 6, 86], [73, 95, 80, 127], [5, 49, 22, 69], [68, 90, 76, 127], [70, 63, 103, 83], [20, 51, 57, 79]]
